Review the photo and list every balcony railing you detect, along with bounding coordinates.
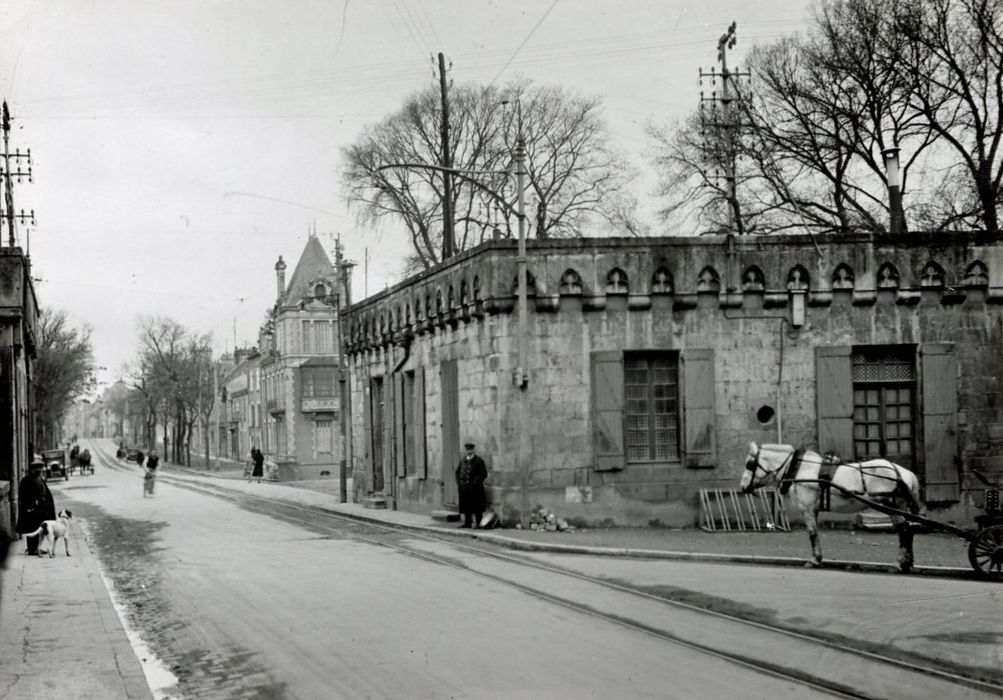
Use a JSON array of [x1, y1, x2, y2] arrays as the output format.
[[301, 395, 338, 413]]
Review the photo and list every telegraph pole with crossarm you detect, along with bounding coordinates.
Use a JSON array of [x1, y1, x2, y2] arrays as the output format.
[[1, 102, 35, 249], [698, 22, 750, 236]]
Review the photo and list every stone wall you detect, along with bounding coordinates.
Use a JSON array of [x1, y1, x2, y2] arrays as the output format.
[[344, 232, 1003, 526]]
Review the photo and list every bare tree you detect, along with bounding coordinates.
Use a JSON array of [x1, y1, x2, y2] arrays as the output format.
[[894, 0, 1003, 232], [342, 80, 638, 270], [649, 0, 987, 235], [33, 308, 95, 448], [128, 316, 213, 464]]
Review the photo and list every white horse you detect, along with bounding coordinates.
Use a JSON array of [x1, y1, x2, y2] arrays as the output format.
[[740, 442, 922, 571]]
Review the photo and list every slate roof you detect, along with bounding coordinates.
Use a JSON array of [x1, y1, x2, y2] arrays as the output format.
[[283, 235, 335, 306]]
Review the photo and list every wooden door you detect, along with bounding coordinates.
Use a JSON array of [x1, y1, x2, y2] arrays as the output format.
[[370, 377, 384, 492], [440, 360, 459, 506]]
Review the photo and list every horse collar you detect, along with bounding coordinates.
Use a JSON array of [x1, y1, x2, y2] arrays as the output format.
[[779, 448, 805, 495]]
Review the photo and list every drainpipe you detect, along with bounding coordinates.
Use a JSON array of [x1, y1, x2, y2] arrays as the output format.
[[515, 135, 530, 528]]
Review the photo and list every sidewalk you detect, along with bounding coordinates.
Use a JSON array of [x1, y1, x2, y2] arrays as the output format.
[[0, 521, 152, 700]]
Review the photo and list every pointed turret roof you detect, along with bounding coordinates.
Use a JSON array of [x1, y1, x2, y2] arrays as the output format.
[[283, 235, 335, 306]]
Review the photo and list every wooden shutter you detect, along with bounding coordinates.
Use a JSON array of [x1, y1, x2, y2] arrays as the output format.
[[921, 343, 959, 502], [394, 374, 405, 478], [816, 346, 853, 458], [441, 360, 460, 504], [591, 351, 624, 471], [415, 367, 427, 479], [682, 349, 716, 468]]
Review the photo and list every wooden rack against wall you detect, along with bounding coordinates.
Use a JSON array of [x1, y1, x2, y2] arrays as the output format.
[[698, 488, 790, 532]]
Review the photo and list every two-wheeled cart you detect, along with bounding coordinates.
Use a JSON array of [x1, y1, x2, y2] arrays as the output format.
[[822, 475, 1003, 579]]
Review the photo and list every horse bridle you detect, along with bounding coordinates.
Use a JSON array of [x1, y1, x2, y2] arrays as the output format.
[[743, 447, 795, 493]]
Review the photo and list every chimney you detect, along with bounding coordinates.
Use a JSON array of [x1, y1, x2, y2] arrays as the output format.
[[275, 256, 287, 301], [882, 147, 904, 235]]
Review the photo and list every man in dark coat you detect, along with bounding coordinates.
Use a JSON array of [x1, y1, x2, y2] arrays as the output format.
[[17, 460, 56, 555], [455, 441, 487, 528]]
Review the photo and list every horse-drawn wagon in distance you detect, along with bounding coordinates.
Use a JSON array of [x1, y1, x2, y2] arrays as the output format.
[[742, 442, 1003, 580], [68, 443, 94, 476]]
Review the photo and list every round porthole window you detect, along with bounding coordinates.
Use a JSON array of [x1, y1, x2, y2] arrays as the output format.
[[757, 405, 776, 425]]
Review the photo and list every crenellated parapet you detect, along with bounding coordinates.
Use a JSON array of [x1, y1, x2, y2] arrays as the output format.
[[342, 231, 1003, 353]]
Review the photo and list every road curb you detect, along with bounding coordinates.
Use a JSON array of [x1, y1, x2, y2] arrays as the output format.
[[277, 497, 978, 579]]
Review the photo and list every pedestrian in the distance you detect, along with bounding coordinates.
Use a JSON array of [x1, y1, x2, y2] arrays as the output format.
[[144, 450, 159, 497], [250, 447, 264, 484], [16, 459, 56, 555], [455, 441, 487, 529]]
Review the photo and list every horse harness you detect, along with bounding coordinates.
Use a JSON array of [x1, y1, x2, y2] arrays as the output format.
[[748, 447, 908, 511]]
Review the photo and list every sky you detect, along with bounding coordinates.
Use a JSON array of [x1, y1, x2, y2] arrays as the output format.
[[0, 0, 811, 390]]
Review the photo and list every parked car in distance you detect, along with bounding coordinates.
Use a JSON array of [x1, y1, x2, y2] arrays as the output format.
[[126, 447, 142, 463], [40, 448, 69, 481]]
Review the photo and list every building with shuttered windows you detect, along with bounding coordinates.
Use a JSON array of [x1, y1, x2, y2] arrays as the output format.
[[343, 232, 1003, 527]]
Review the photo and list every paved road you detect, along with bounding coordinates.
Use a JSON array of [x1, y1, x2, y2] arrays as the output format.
[[54, 447, 848, 700]]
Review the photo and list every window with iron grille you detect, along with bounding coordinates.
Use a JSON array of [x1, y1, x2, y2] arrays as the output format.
[[624, 353, 680, 462], [852, 346, 915, 467]]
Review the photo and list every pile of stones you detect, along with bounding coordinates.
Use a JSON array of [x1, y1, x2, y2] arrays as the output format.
[[524, 506, 574, 532]]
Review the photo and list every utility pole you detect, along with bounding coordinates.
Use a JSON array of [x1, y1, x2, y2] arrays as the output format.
[[699, 22, 750, 236], [213, 360, 220, 471], [1, 102, 35, 249], [332, 240, 355, 503], [438, 52, 455, 261]]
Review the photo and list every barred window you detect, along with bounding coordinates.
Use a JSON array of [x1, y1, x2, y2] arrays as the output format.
[[852, 346, 915, 467], [624, 353, 680, 462]]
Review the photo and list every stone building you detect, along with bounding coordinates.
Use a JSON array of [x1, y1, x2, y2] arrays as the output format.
[[257, 234, 346, 481], [342, 232, 1003, 527], [220, 348, 262, 462], [0, 246, 38, 538]]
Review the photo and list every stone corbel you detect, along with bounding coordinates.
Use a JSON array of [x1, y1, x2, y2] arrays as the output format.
[[895, 290, 921, 305], [852, 290, 877, 306]]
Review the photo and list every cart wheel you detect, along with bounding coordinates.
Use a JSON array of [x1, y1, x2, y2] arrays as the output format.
[[968, 525, 1003, 579]]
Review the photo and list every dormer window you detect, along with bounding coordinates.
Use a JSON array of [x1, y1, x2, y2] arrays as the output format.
[[313, 282, 327, 298]]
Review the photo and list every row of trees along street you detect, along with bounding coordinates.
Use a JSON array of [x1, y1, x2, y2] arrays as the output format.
[[33, 308, 95, 450], [343, 0, 1003, 264], [112, 317, 215, 467], [35, 312, 216, 468]]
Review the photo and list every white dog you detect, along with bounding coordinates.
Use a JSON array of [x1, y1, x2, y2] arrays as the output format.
[[23, 509, 72, 558]]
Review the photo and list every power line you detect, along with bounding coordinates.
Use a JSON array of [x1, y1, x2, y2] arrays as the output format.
[[490, 0, 561, 85]]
